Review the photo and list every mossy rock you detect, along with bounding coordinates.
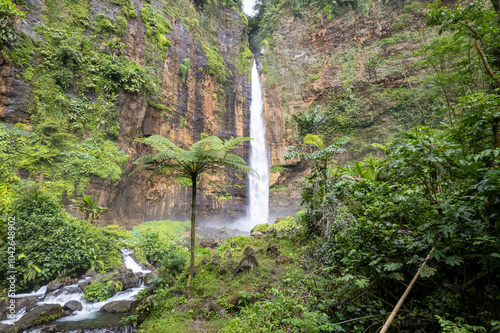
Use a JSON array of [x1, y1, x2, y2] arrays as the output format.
[[15, 304, 63, 330], [252, 223, 271, 233]]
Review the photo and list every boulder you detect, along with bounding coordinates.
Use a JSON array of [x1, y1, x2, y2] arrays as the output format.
[[250, 231, 263, 237], [63, 300, 82, 312], [210, 257, 220, 270], [43, 285, 82, 302], [143, 271, 158, 286], [266, 242, 280, 258], [100, 300, 134, 313], [200, 238, 218, 249], [15, 304, 62, 331], [0, 297, 38, 320], [46, 281, 63, 292], [233, 247, 259, 277]]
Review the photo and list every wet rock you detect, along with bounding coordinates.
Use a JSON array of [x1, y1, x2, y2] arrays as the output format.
[[15, 304, 63, 331], [250, 231, 263, 237], [275, 255, 291, 265], [63, 300, 82, 312], [200, 238, 218, 249], [109, 268, 140, 290], [233, 247, 259, 277], [125, 285, 156, 326], [79, 275, 101, 291], [46, 281, 63, 292], [0, 323, 14, 333], [84, 268, 98, 277], [267, 242, 280, 258], [43, 285, 82, 302], [143, 271, 158, 286], [100, 300, 134, 313]]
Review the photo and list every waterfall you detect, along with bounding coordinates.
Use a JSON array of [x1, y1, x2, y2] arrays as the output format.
[[246, 60, 269, 229]]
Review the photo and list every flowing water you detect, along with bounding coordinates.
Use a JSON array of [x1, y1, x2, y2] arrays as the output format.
[[245, 60, 269, 229], [1, 249, 148, 331]]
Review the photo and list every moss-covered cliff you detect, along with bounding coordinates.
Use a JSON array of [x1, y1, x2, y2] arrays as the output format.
[[1, 0, 257, 227], [252, 0, 434, 165]]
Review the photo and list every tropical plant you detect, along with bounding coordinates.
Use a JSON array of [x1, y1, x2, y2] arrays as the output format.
[[0, 0, 25, 54], [71, 194, 108, 226], [291, 107, 327, 141], [284, 134, 349, 238], [132, 134, 257, 296]]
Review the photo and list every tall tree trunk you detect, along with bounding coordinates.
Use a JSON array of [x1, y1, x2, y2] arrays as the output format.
[[185, 174, 197, 298]]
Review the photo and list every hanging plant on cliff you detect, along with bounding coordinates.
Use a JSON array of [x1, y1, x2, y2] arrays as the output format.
[[131, 134, 258, 297]]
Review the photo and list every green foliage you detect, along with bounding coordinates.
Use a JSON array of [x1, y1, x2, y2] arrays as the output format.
[[179, 116, 186, 128], [203, 45, 227, 84], [141, 5, 172, 54], [0, 125, 129, 199], [83, 281, 112, 302], [159, 251, 188, 286], [237, 46, 253, 75], [269, 165, 289, 173], [291, 107, 326, 141], [0, 187, 124, 290], [0, 0, 26, 57], [132, 220, 190, 240], [71, 193, 108, 226], [179, 58, 190, 84], [114, 16, 128, 36]]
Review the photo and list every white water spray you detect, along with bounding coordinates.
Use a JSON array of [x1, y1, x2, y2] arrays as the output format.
[[245, 60, 269, 229]]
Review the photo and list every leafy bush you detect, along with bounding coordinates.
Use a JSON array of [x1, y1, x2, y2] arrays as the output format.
[[203, 45, 226, 85], [0, 187, 125, 290], [159, 251, 188, 286], [180, 58, 190, 84], [84, 281, 112, 302]]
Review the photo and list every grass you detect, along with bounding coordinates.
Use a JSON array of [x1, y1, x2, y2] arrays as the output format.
[[133, 220, 190, 240]]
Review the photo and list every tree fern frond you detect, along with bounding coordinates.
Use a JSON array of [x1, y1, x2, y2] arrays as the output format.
[[224, 153, 246, 164], [136, 135, 184, 153], [223, 137, 252, 149], [218, 161, 259, 179]]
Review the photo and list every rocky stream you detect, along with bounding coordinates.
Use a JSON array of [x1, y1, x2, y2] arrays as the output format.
[[0, 250, 153, 333]]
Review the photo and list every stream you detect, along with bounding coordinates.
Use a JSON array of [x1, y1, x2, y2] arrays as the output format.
[[1, 249, 150, 332]]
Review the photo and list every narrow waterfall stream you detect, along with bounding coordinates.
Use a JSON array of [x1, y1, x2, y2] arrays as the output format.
[[246, 60, 269, 229]]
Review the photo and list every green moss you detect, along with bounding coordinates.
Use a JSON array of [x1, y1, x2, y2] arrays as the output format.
[[11, 32, 34, 67], [237, 46, 253, 75], [141, 5, 172, 55], [113, 16, 128, 36], [253, 223, 271, 232], [180, 58, 190, 84], [308, 74, 321, 81], [179, 116, 186, 128], [148, 100, 169, 110], [203, 44, 226, 85], [93, 13, 114, 34]]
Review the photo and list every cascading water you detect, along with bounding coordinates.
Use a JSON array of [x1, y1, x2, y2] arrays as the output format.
[[245, 60, 269, 229], [1, 249, 149, 331]]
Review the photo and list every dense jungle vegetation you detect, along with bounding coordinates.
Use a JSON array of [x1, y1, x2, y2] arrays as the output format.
[[0, 0, 500, 331]]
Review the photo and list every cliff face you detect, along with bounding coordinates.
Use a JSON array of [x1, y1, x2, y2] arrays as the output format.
[[1, 0, 429, 227], [0, 0, 260, 228], [258, 2, 428, 167]]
